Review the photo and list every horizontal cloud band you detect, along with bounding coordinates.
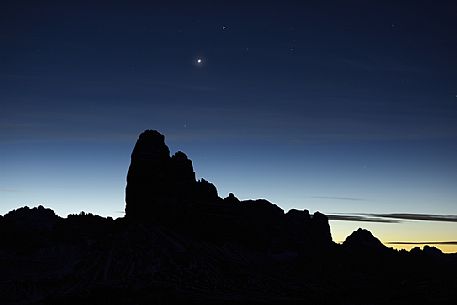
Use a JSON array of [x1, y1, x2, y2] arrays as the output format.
[[386, 241, 457, 245], [328, 213, 457, 223], [368, 213, 457, 223], [327, 215, 399, 223]]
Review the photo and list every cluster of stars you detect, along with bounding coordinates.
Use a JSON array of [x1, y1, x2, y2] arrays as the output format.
[[192, 21, 401, 68]]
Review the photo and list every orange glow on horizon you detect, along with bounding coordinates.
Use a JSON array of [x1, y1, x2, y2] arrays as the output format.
[[330, 220, 457, 254]]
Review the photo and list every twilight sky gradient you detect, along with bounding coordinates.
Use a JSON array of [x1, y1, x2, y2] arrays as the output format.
[[1, 1, 456, 252]]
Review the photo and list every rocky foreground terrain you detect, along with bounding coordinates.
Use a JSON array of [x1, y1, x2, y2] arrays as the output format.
[[1, 130, 456, 304]]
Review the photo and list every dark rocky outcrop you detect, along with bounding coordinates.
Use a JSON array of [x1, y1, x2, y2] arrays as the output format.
[[3, 205, 58, 229], [343, 228, 386, 252], [124, 130, 332, 251], [125, 130, 175, 218]]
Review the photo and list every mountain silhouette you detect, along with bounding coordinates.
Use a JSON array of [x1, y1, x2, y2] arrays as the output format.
[[343, 228, 387, 252], [0, 130, 456, 305], [125, 130, 332, 251]]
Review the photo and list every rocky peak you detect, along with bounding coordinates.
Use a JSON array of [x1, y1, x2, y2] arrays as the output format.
[[343, 228, 386, 252], [3, 205, 58, 229], [124, 130, 333, 251], [170, 151, 196, 183], [125, 130, 173, 219], [126, 131, 207, 219], [131, 129, 170, 162], [223, 193, 240, 204]]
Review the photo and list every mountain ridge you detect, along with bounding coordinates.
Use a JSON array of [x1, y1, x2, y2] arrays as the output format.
[[0, 130, 456, 305]]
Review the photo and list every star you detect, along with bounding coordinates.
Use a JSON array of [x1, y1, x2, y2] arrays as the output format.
[[194, 57, 205, 67]]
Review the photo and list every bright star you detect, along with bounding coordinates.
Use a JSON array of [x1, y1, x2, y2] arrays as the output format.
[[195, 58, 205, 66]]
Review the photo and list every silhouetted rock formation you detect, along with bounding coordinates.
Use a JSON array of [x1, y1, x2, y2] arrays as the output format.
[[223, 192, 240, 204], [125, 130, 332, 251], [125, 130, 176, 218], [343, 228, 386, 252], [411, 245, 444, 257], [3, 205, 58, 229], [1, 130, 456, 305]]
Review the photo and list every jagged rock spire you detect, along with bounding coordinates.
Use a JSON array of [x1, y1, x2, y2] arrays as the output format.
[[125, 129, 332, 251], [125, 130, 191, 219]]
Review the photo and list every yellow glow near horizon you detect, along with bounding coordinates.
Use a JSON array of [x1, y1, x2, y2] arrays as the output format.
[[330, 220, 457, 253]]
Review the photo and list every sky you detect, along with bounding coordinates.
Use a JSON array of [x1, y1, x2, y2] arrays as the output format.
[[1, 1, 456, 252]]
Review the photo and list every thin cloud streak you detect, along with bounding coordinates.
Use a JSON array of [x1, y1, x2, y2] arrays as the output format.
[[328, 213, 457, 224], [369, 213, 457, 223], [328, 214, 399, 223], [387, 241, 457, 245]]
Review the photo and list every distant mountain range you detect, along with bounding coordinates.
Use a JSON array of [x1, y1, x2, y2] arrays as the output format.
[[1, 130, 456, 304]]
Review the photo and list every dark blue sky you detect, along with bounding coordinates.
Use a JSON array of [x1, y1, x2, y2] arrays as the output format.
[[1, 1, 456, 249]]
